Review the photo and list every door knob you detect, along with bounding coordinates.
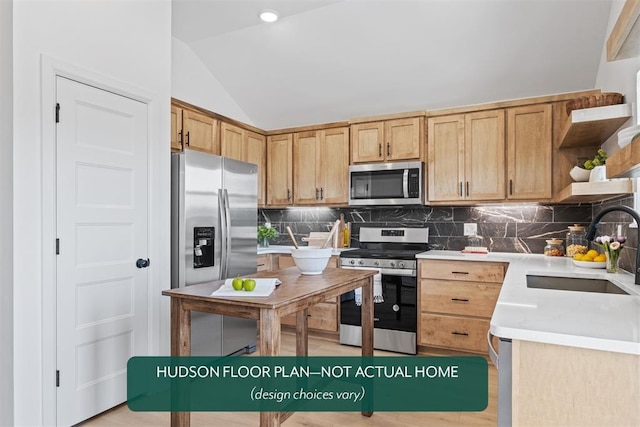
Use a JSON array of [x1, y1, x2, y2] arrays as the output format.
[[136, 258, 150, 268]]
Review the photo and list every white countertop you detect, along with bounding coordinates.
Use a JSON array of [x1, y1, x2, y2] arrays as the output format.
[[416, 250, 640, 355], [257, 245, 351, 257]]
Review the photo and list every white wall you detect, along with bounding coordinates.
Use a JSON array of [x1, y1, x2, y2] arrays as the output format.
[[0, 0, 14, 425], [595, 0, 640, 154], [172, 36, 254, 125], [12, 1, 171, 425]]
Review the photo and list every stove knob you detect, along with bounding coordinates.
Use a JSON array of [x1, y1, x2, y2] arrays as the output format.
[[398, 262, 405, 268], [358, 260, 364, 266], [350, 259, 355, 265], [390, 261, 395, 268], [374, 261, 380, 267]]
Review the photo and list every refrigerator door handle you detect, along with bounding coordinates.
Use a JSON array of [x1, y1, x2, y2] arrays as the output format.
[[223, 189, 232, 279], [219, 191, 228, 280]]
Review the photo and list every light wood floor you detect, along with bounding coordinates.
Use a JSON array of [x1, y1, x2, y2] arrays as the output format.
[[80, 332, 497, 427]]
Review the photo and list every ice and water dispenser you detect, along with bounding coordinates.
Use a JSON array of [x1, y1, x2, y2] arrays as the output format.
[[193, 226, 214, 268]]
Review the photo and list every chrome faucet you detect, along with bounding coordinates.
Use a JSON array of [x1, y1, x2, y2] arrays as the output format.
[[586, 205, 640, 285]]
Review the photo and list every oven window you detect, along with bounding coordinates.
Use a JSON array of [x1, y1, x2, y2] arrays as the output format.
[[351, 169, 405, 199], [340, 274, 416, 332]]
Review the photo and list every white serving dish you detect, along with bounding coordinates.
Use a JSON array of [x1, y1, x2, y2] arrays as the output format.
[[617, 124, 640, 148], [569, 166, 591, 182], [573, 260, 606, 269], [589, 165, 607, 182], [290, 247, 333, 275]]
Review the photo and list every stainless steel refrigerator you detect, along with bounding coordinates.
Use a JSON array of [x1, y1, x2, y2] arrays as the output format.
[[171, 150, 258, 356]]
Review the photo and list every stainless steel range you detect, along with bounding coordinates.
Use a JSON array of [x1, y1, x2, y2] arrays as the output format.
[[339, 227, 430, 354]]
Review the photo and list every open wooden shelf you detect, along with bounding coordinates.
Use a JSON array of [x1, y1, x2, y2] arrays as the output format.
[[558, 104, 633, 149], [608, 134, 640, 178], [607, 0, 640, 61], [553, 179, 634, 203]]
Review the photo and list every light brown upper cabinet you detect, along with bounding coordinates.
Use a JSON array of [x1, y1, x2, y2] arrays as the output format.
[[220, 122, 267, 205], [175, 107, 219, 154], [170, 105, 184, 151], [293, 127, 349, 205], [507, 104, 552, 200], [351, 117, 423, 163], [266, 134, 293, 206], [428, 110, 505, 202]]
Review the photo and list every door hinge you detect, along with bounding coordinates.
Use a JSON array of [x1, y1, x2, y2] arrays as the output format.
[[56, 238, 60, 255], [55, 103, 60, 123], [56, 370, 60, 387]]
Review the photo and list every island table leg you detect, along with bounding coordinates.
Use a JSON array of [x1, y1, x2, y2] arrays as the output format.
[[170, 298, 191, 427], [361, 276, 374, 417], [260, 308, 282, 427]]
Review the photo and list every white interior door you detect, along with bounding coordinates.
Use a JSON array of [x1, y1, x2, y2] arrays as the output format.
[[55, 76, 149, 426]]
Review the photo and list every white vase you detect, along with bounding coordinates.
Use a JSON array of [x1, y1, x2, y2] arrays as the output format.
[[589, 165, 607, 182]]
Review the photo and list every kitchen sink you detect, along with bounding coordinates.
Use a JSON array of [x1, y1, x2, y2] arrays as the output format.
[[526, 275, 628, 295]]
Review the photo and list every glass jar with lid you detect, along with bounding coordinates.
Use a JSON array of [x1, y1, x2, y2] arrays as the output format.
[[566, 224, 588, 257], [544, 238, 565, 257]]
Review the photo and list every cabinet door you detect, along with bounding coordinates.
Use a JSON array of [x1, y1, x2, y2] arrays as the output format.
[[266, 134, 293, 206], [507, 104, 552, 200], [170, 105, 183, 151], [350, 122, 384, 163], [385, 117, 422, 161], [293, 131, 320, 205], [183, 109, 219, 154], [465, 110, 505, 200], [220, 122, 244, 161], [427, 115, 465, 201], [318, 127, 349, 204], [246, 131, 266, 206]]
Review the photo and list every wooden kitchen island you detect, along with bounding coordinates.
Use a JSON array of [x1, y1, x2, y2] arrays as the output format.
[[162, 267, 377, 427]]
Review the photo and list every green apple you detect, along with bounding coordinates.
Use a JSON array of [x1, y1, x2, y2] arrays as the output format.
[[242, 279, 257, 292], [231, 277, 244, 291]]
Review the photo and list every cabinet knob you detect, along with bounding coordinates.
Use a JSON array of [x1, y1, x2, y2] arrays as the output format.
[[386, 142, 391, 157], [185, 131, 190, 146], [378, 143, 382, 157]]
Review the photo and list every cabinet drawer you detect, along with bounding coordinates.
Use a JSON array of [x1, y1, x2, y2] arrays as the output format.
[[420, 313, 489, 353], [421, 280, 501, 318], [257, 255, 271, 272], [282, 303, 338, 332], [420, 260, 505, 283]]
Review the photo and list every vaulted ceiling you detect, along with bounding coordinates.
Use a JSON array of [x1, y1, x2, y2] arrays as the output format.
[[172, 0, 613, 130]]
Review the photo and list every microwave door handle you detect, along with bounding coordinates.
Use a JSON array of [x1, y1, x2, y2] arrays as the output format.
[[403, 169, 409, 198]]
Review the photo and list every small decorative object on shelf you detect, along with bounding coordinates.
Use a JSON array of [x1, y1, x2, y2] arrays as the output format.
[[583, 149, 608, 171], [257, 223, 278, 248], [593, 234, 626, 273]]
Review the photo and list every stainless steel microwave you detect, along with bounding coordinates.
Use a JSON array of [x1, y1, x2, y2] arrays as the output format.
[[349, 161, 424, 206]]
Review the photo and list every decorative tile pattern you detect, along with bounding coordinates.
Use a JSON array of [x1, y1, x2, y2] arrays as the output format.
[[259, 196, 639, 275]]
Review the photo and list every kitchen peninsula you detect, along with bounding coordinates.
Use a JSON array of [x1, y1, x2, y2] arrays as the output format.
[[417, 250, 640, 426], [162, 267, 377, 427]]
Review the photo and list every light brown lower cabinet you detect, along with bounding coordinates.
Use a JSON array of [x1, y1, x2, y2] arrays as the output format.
[[418, 259, 506, 354], [258, 253, 340, 333]]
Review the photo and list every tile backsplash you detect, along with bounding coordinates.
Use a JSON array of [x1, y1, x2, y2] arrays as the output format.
[[259, 195, 638, 274]]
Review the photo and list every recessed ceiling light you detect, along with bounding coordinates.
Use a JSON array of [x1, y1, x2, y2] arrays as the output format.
[[259, 9, 279, 23]]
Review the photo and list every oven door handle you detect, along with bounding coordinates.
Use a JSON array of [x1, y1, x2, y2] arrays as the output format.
[[340, 265, 416, 277], [402, 169, 409, 198]]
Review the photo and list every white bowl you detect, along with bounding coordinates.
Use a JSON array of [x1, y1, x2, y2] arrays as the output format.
[[569, 166, 591, 182], [573, 260, 606, 269], [290, 247, 333, 275]]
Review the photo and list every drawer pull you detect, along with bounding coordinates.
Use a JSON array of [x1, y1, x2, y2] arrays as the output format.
[[451, 298, 469, 302], [451, 331, 469, 336], [451, 271, 469, 275]]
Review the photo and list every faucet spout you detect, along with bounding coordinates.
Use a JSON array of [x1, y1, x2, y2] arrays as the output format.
[[586, 205, 640, 285]]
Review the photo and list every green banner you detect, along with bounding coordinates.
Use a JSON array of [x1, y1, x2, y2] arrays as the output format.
[[127, 356, 487, 412]]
